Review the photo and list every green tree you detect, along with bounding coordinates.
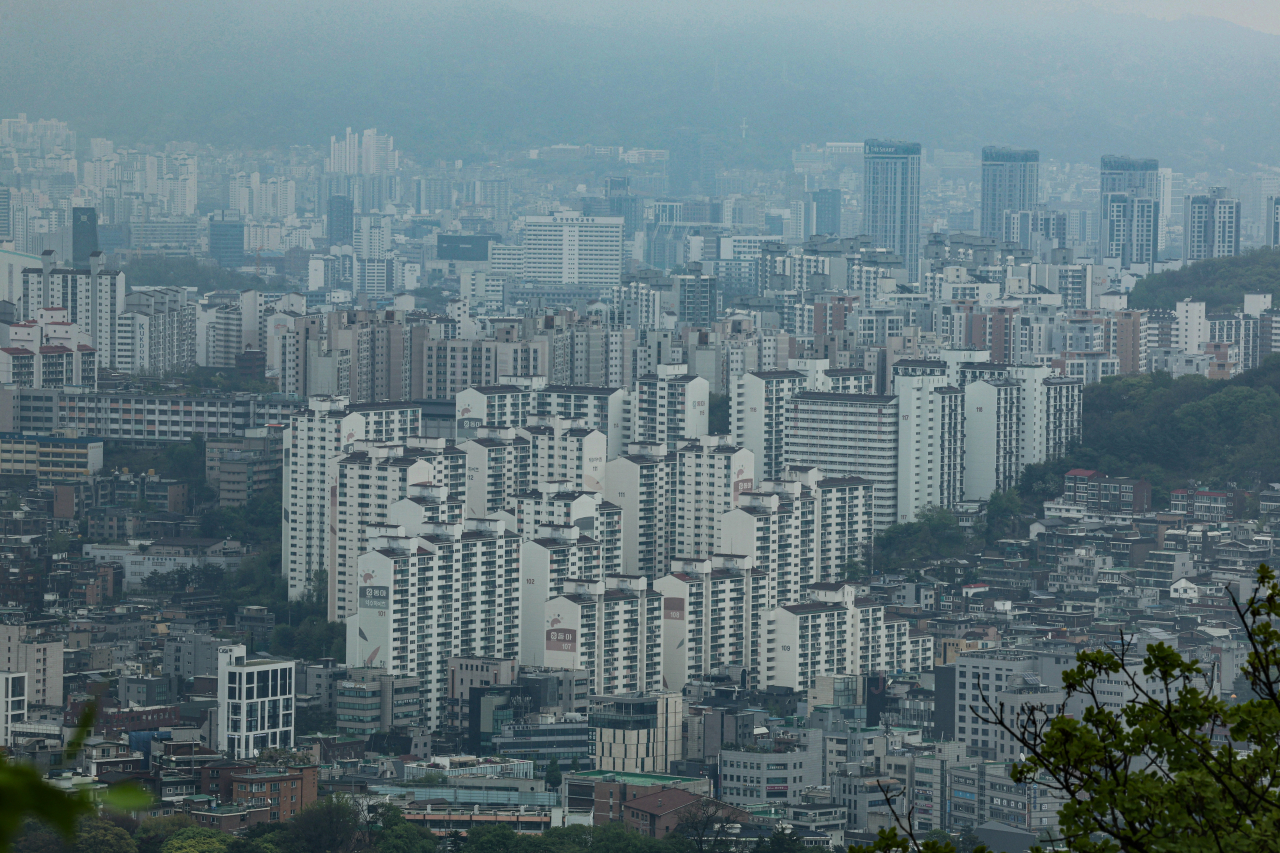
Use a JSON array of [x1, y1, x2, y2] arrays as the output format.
[[1128, 246, 1280, 312], [136, 817, 197, 853], [569, 757, 580, 773], [159, 828, 225, 853], [707, 393, 730, 435], [980, 489, 1023, 547], [840, 556, 867, 582], [278, 796, 362, 853], [669, 798, 742, 853], [859, 564, 1280, 853], [0, 706, 104, 853], [543, 757, 561, 789], [374, 807, 434, 853], [461, 825, 516, 853], [753, 828, 805, 853], [873, 506, 969, 572], [223, 839, 275, 853]]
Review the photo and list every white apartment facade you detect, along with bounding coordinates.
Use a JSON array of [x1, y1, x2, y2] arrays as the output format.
[[282, 397, 424, 604], [345, 520, 522, 730]]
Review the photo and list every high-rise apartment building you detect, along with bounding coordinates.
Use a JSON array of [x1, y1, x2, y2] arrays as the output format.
[[70, 207, 99, 267], [893, 373, 965, 524], [655, 553, 770, 692], [765, 583, 932, 691], [863, 140, 921, 282], [345, 520, 520, 730], [632, 365, 710, 449], [604, 442, 675, 579], [980, 148, 1039, 240], [282, 397, 425, 604], [327, 195, 354, 246], [1100, 156, 1159, 267], [20, 251, 125, 363], [672, 435, 754, 562], [540, 575, 665, 697], [1184, 188, 1241, 260], [331, 442, 465, 621], [733, 369, 809, 482]]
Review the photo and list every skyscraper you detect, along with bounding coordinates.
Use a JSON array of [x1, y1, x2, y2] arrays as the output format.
[[809, 188, 842, 237], [327, 195, 354, 246], [980, 147, 1039, 239], [863, 140, 922, 282], [1100, 155, 1159, 266], [70, 207, 98, 267], [1184, 188, 1241, 260], [0, 187, 11, 240], [1268, 197, 1280, 248], [208, 211, 246, 269]]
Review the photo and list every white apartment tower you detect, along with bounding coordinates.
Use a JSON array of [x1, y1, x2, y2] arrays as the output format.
[[632, 364, 710, 449], [655, 554, 771, 692], [673, 435, 754, 562], [785, 392, 900, 529], [282, 397, 424, 604], [330, 442, 466, 622], [604, 442, 675, 579], [345, 520, 521, 730], [893, 373, 965, 523], [540, 575, 665, 696], [733, 369, 809, 482]]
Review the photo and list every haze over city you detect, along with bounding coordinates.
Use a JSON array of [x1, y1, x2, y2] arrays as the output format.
[[1, 4, 1280, 853]]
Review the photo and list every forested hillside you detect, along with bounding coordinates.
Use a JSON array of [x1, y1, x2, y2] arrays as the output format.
[[1128, 248, 1280, 312], [1018, 355, 1280, 509]]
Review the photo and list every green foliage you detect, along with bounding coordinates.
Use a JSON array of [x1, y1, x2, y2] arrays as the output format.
[[543, 757, 561, 789], [160, 828, 226, 853], [374, 808, 434, 853], [751, 829, 806, 853], [978, 489, 1023, 547], [12, 817, 140, 853], [122, 257, 273, 295], [873, 506, 969, 572], [200, 486, 283, 547], [973, 563, 1280, 853], [0, 705, 99, 853], [853, 827, 990, 853], [271, 616, 345, 661], [104, 436, 206, 490], [707, 393, 730, 435], [276, 795, 362, 853], [294, 704, 337, 736], [1128, 247, 1280, 312], [1017, 358, 1280, 511], [135, 816, 196, 853], [172, 367, 278, 395], [840, 557, 867, 582]]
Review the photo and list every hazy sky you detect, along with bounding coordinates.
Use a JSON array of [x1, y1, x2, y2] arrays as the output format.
[[1099, 0, 1280, 34], [3, 0, 1280, 170]]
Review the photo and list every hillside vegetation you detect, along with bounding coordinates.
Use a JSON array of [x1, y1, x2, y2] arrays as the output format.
[[1018, 355, 1280, 509], [1128, 248, 1280, 312]]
